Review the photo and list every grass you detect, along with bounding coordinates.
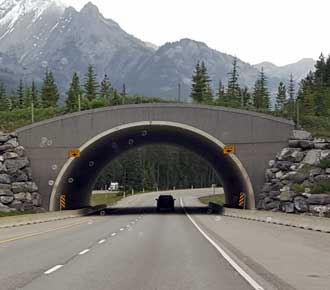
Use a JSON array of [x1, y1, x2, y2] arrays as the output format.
[[90, 192, 125, 207], [199, 194, 225, 206], [0, 210, 35, 218]]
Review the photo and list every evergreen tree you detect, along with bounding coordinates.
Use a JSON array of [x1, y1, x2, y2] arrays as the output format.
[[288, 74, 295, 101], [16, 79, 25, 109], [100, 74, 112, 100], [24, 86, 32, 108], [240, 86, 251, 107], [275, 82, 287, 112], [0, 81, 10, 111], [110, 90, 122, 105], [190, 61, 212, 104], [41, 69, 60, 107], [31, 80, 41, 108], [215, 80, 225, 105], [66, 72, 82, 112], [121, 83, 127, 104], [84, 64, 99, 101], [253, 68, 270, 110], [226, 57, 241, 106]]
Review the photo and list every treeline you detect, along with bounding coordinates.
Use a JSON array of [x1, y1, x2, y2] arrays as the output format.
[[95, 145, 220, 192], [0, 64, 161, 112], [190, 58, 296, 118]]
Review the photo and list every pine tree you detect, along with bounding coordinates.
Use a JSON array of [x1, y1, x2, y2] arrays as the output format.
[[240, 86, 251, 107], [84, 64, 99, 101], [215, 80, 225, 105], [66, 72, 82, 112], [16, 79, 25, 109], [253, 68, 270, 110], [191, 61, 203, 103], [190, 61, 212, 104], [31, 81, 41, 108], [24, 86, 32, 108], [0, 81, 10, 111], [275, 82, 287, 112], [110, 90, 122, 105], [121, 83, 127, 104], [100, 74, 112, 100], [41, 69, 60, 107], [226, 57, 241, 106]]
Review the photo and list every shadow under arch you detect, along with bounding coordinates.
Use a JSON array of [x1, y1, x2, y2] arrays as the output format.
[[50, 121, 255, 211]]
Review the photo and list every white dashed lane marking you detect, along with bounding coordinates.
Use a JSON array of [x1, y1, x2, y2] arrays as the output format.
[[79, 249, 90, 255], [111, 233, 117, 237], [44, 265, 63, 275], [98, 239, 106, 244]]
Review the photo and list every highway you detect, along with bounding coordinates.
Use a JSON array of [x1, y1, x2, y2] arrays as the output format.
[[0, 190, 329, 290]]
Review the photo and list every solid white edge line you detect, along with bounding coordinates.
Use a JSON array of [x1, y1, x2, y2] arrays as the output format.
[[180, 198, 265, 290], [79, 249, 90, 255], [98, 239, 106, 244], [44, 265, 63, 275]]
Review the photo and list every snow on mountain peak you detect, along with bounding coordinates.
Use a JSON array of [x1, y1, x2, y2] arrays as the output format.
[[0, 0, 66, 28]]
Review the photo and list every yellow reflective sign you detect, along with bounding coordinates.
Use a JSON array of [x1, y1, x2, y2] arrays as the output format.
[[224, 145, 235, 155], [70, 149, 81, 158]]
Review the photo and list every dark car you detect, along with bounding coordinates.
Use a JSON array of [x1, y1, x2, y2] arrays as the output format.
[[156, 195, 176, 212]]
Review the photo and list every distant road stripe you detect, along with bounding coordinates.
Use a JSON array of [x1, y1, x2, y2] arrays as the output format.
[[98, 239, 106, 244], [180, 198, 265, 290], [111, 233, 117, 236], [119, 228, 124, 231], [44, 265, 63, 274], [79, 249, 90, 255], [0, 219, 88, 245]]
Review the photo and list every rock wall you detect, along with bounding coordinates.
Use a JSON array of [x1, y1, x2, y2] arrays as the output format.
[[0, 132, 43, 213], [259, 130, 330, 217]]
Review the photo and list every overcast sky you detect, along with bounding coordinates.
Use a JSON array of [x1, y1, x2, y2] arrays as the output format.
[[64, 0, 329, 66]]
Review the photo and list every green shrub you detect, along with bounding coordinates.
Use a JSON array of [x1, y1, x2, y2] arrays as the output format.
[[318, 159, 330, 169], [291, 183, 305, 193], [311, 180, 330, 194]]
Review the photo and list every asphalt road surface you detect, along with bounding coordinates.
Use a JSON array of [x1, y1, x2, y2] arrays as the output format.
[[0, 190, 329, 290]]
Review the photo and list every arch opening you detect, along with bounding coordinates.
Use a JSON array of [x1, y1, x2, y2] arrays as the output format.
[[50, 122, 255, 211]]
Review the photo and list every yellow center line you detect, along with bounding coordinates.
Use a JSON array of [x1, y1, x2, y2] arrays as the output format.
[[0, 219, 89, 245]]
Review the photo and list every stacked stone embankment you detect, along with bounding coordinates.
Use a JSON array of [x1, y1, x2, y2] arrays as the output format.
[[0, 132, 42, 213], [259, 130, 330, 217]]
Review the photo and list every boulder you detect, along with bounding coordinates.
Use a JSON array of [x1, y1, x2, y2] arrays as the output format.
[[0, 188, 13, 196], [5, 138, 18, 148], [0, 173, 11, 184], [0, 134, 10, 143], [0, 184, 11, 191], [265, 169, 274, 181], [277, 148, 302, 162], [264, 200, 280, 210], [14, 192, 27, 201], [302, 150, 321, 165], [293, 196, 309, 212], [0, 203, 14, 213], [262, 183, 272, 193], [0, 144, 14, 152], [326, 168, 330, 174], [309, 205, 330, 217], [320, 150, 330, 161], [281, 202, 295, 213], [310, 168, 324, 177], [299, 140, 314, 150], [291, 130, 312, 140], [3, 152, 18, 159], [12, 170, 28, 182], [8, 200, 23, 210], [269, 160, 276, 167], [276, 161, 293, 171], [287, 172, 309, 183], [275, 171, 284, 179], [0, 195, 14, 205], [288, 140, 300, 148], [308, 194, 330, 205], [14, 146, 25, 157], [0, 162, 7, 173], [314, 143, 330, 150], [22, 167, 33, 180], [280, 191, 298, 201], [314, 175, 330, 182], [4, 158, 29, 174], [12, 182, 38, 193], [0, 155, 3, 162]]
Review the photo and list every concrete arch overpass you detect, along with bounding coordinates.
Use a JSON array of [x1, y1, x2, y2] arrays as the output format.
[[16, 104, 294, 211]]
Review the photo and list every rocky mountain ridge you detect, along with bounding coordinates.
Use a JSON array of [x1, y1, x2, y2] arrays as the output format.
[[0, 1, 316, 100]]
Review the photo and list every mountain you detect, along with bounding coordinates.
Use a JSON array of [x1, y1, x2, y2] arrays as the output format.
[[254, 58, 315, 83], [0, 1, 316, 101]]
